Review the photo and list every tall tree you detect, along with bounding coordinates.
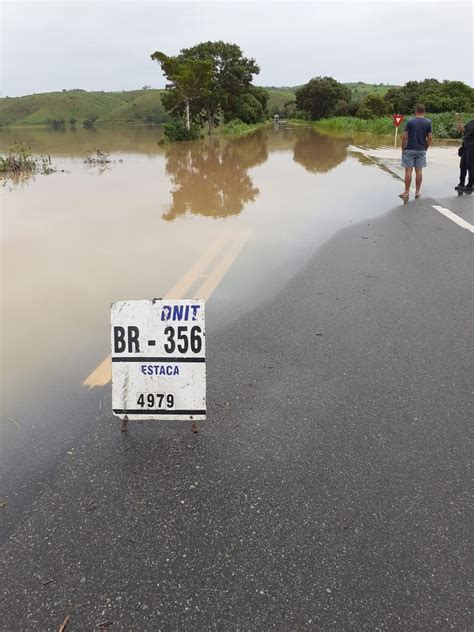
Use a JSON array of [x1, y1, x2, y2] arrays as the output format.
[[150, 51, 213, 129], [179, 41, 262, 130], [295, 77, 351, 120]]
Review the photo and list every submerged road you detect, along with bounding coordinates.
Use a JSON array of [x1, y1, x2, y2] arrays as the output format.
[[1, 194, 472, 630]]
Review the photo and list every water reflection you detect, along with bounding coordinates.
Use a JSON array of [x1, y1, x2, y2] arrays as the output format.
[[0, 125, 164, 157], [1, 170, 38, 189], [293, 129, 349, 174], [163, 131, 268, 220]]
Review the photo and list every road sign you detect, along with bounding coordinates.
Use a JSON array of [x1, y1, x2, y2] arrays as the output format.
[[393, 114, 404, 127], [111, 299, 206, 422]]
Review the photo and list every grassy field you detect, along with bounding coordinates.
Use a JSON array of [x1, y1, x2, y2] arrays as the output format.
[[312, 112, 473, 139], [0, 83, 398, 127]]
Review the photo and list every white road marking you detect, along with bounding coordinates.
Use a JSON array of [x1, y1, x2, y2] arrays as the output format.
[[431, 205, 474, 233]]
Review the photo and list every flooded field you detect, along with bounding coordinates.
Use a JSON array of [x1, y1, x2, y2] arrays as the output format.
[[0, 124, 460, 479]]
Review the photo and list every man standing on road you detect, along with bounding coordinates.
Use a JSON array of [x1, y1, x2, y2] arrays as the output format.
[[455, 113, 474, 192], [399, 103, 432, 202]]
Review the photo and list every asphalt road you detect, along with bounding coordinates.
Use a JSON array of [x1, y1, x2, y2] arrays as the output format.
[[1, 194, 472, 631]]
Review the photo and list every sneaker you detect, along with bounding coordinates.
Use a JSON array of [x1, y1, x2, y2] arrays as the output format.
[[461, 183, 473, 192], [454, 182, 465, 190]]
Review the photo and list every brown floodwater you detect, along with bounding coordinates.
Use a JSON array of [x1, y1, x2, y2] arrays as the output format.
[[0, 124, 459, 445]]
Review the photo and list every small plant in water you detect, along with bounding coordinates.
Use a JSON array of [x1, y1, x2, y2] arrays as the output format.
[[0, 142, 55, 185], [84, 149, 112, 166], [0, 143, 37, 173]]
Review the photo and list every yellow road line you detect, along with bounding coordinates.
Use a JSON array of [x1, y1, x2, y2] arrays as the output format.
[[165, 232, 232, 298], [83, 230, 251, 388], [195, 230, 252, 300], [83, 355, 112, 389]]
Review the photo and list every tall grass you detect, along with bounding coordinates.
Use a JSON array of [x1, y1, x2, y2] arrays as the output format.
[[309, 112, 473, 139], [221, 119, 269, 136]]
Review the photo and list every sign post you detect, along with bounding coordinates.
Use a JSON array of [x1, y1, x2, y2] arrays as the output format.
[[111, 299, 206, 432], [393, 114, 404, 147]]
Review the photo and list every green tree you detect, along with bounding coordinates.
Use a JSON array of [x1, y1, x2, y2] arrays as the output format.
[[150, 51, 213, 129], [295, 77, 352, 120], [385, 79, 474, 114], [179, 41, 262, 130], [356, 94, 387, 118], [283, 99, 297, 118], [332, 99, 350, 116]]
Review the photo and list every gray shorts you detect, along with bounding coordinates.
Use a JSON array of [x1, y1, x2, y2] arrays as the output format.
[[402, 149, 427, 168]]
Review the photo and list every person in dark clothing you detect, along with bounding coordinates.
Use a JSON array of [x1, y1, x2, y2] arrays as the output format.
[[399, 103, 432, 201], [455, 113, 474, 192]]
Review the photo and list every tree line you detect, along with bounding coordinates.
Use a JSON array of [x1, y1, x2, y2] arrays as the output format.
[[152, 41, 473, 139], [294, 77, 474, 121]]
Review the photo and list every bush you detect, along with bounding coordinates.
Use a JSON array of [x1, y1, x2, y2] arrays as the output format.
[[0, 142, 37, 173], [0, 142, 54, 178], [234, 93, 266, 124], [83, 116, 98, 128], [292, 110, 310, 120], [47, 118, 65, 128], [162, 120, 201, 142], [283, 100, 297, 118]]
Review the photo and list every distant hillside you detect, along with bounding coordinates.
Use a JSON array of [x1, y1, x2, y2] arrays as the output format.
[[264, 83, 398, 104], [264, 87, 297, 113], [0, 83, 399, 127], [344, 82, 398, 101], [0, 89, 171, 127]]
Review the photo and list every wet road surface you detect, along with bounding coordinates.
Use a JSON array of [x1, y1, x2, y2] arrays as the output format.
[[1, 125, 472, 630]]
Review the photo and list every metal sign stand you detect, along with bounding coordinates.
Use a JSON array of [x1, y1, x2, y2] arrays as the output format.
[[121, 415, 198, 434]]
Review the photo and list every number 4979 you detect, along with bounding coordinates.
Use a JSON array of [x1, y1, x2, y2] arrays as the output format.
[[137, 393, 174, 409]]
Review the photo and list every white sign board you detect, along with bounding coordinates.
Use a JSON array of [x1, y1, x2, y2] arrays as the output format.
[[111, 299, 206, 421]]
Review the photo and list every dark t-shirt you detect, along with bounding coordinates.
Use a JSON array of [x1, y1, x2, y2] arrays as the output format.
[[463, 119, 474, 146], [405, 117, 432, 151]]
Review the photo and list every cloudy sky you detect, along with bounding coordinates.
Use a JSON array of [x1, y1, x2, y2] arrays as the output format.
[[1, 1, 472, 97]]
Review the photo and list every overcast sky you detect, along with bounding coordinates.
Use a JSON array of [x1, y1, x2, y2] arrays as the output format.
[[1, 1, 472, 97]]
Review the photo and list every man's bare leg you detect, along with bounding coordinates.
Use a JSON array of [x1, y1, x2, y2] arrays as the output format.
[[415, 168, 423, 198], [399, 167, 413, 200]]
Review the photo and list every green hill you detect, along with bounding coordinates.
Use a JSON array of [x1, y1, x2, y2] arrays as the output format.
[[344, 82, 398, 101], [0, 89, 170, 127], [0, 83, 400, 127], [264, 87, 298, 110]]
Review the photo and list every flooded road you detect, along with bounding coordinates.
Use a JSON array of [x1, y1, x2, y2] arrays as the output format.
[[1, 125, 471, 630], [0, 124, 461, 514]]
